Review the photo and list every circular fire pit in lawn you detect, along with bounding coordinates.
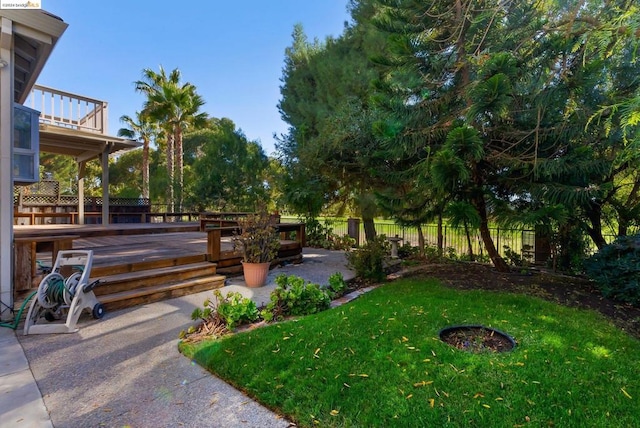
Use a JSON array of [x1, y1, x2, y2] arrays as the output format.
[[439, 325, 516, 353]]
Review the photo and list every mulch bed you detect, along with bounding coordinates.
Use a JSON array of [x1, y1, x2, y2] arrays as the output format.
[[439, 325, 516, 353], [390, 262, 640, 340]]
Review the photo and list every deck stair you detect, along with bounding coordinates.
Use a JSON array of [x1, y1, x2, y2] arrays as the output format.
[[90, 255, 225, 312]]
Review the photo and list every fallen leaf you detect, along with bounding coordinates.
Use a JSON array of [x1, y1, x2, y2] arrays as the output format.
[[429, 398, 435, 408], [621, 388, 633, 399], [330, 409, 339, 416]]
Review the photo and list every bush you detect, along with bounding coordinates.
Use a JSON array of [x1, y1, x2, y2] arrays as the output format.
[[304, 217, 355, 250], [346, 235, 390, 282], [397, 242, 419, 259], [503, 245, 530, 267], [182, 290, 259, 341], [261, 274, 331, 322], [327, 272, 347, 298], [584, 234, 640, 305], [216, 291, 260, 329]]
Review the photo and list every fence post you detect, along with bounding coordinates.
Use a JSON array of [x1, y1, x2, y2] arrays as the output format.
[[348, 218, 360, 246]]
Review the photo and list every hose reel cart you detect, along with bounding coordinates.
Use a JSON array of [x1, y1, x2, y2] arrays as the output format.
[[24, 250, 105, 335]]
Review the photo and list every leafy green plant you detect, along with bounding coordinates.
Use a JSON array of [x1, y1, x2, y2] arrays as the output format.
[[304, 217, 333, 248], [327, 234, 356, 250], [503, 245, 530, 268], [233, 207, 280, 263], [327, 272, 347, 298], [216, 290, 259, 329], [584, 234, 640, 305], [397, 242, 419, 259], [180, 290, 259, 341], [304, 217, 355, 250], [346, 235, 390, 282], [261, 274, 331, 322]]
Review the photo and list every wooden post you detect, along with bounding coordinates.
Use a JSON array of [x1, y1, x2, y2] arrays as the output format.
[[298, 223, 306, 247], [207, 228, 221, 262], [348, 218, 360, 247]]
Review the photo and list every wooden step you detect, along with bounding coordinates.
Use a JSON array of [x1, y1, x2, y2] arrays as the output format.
[[90, 254, 207, 277], [98, 275, 226, 312], [93, 262, 218, 295]]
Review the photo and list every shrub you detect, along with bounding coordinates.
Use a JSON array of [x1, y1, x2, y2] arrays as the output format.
[[215, 290, 260, 329], [304, 217, 355, 250], [397, 242, 419, 259], [584, 234, 640, 305], [181, 290, 259, 340], [304, 217, 333, 248], [233, 208, 280, 263], [503, 245, 530, 267], [346, 235, 390, 282], [261, 274, 331, 322], [327, 272, 347, 298]]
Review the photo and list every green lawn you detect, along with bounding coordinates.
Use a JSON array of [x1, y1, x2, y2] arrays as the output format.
[[180, 279, 640, 427]]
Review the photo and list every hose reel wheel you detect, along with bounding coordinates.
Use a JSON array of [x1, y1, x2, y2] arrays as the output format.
[[37, 273, 66, 309], [64, 272, 83, 305]]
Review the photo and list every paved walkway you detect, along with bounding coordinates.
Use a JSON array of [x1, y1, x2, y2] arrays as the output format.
[[1, 248, 354, 428]]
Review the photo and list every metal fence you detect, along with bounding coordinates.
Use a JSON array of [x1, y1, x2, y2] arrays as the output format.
[[283, 216, 534, 259]]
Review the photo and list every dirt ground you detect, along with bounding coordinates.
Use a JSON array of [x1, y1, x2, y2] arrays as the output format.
[[393, 262, 640, 340]]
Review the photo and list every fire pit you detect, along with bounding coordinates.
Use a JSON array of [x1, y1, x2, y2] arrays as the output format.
[[439, 325, 516, 353]]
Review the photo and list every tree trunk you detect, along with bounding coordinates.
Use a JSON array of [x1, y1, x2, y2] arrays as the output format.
[[175, 127, 183, 213], [363, 216, 377, 242], [166, 133, 175, 213], [437, 213, 443, 256], [142, 137, 149, 200], [359, 191, 377, 242], [475, 202, 509, 272], [464, 221, 475, 261], [470, 164, 509, 272], [417, 224, 425, 257], [585, 202, 607, 250]]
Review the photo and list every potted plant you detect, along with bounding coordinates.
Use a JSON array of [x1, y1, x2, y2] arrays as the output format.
[[233, 207, 280, 287]]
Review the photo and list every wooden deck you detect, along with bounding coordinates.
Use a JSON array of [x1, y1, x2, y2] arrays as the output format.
[[12, 222, 304, 310], [38, 231, 219, 268]]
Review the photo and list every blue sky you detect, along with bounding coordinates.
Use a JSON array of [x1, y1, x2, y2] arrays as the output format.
[[37, 0, 352, 156]]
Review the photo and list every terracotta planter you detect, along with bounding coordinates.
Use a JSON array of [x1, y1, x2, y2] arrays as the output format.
[[242, 262, 271, 287]]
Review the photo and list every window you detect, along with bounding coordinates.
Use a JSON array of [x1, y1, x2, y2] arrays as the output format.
[[13, 103, 40, 184]]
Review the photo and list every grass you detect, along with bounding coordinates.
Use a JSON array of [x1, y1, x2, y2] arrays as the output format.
[[180, 279, 640, 427]]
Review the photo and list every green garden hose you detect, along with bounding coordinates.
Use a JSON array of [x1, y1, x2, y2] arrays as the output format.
[[0, 290, 37, 330]]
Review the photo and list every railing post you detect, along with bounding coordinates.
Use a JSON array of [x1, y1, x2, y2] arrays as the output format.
[[300, 223, 306, 247], [207, 228, 221, 262]]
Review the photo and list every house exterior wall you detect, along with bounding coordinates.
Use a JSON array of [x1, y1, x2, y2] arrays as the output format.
[[0, 17, 14, 321], [0, 11, 66, 321]]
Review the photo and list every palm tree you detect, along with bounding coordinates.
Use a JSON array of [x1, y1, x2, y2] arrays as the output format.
[[135, 66, 207, 212], [118, 111, 157, 200], [152, 82, 207, 212]]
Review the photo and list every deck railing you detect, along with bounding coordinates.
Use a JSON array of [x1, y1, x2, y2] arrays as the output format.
[[25, 84, 108, 134]]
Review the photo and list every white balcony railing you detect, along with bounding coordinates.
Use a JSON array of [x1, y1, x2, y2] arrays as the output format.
[[25, 84, 108, 134]]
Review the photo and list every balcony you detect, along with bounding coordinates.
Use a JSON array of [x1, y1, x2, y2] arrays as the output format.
[[20, 84, 138, 161], [25, 84, 108, 135]]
